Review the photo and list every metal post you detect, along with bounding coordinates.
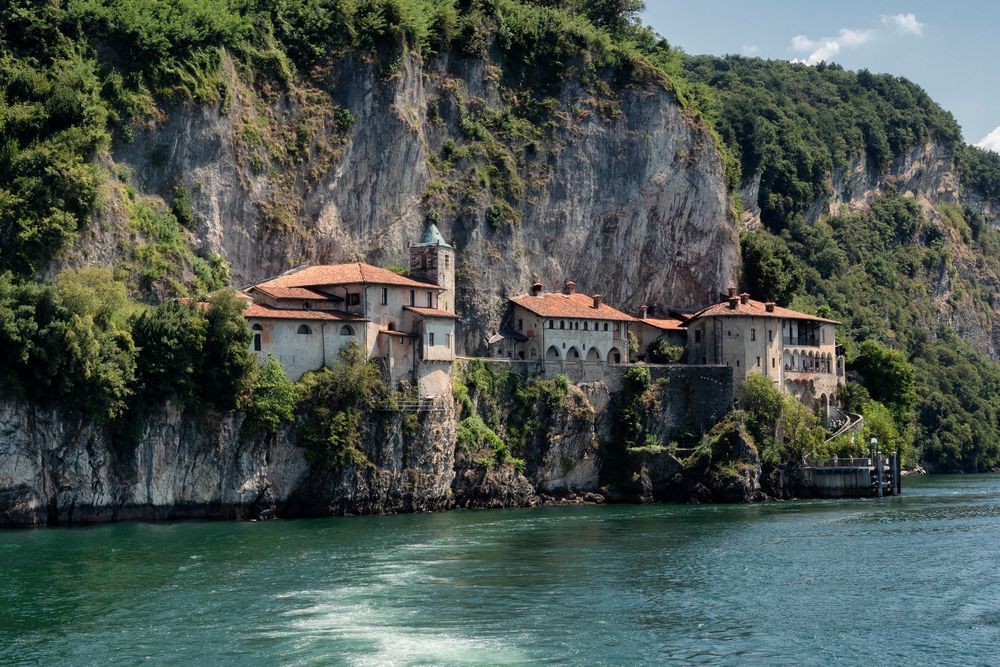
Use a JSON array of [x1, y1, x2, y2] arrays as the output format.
[[875, 450, 883, 498], [893, 452, 901, 495]]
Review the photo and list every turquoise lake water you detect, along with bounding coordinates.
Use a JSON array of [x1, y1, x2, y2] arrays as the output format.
[[3, 475, 1000, 665]]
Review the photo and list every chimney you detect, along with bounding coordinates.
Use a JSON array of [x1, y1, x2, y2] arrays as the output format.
[[740, 292, 750, 305], [592, 294, 602, 309], [728, 297, 739, 309], [531, 281, 543, 296], [639, 305, 648, 319], [563, 280, 576, 295], [727, 286, 738, 299], [765, 302, 776, 313]]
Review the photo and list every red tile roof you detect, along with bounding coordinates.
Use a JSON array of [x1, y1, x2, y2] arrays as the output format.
[[403, 306, 459, 319], [248, 285, 340, 301], [243, 304, 367, 321], [259, 263, 440, 290], [510, 292, 637, 322], [639, 317, 687, 331], [686, 298, 839, 324]]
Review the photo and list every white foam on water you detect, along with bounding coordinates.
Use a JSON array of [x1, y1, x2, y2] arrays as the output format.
[[263, 570, 531, 666]]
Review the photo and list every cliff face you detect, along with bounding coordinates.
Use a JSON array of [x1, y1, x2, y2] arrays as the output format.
[[0, 381, 607, 527], [0, 363, 748, 527], [67, 51, 738, 351]]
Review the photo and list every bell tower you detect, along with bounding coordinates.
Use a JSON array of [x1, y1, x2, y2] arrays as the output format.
[[409, 222, 455, 312]]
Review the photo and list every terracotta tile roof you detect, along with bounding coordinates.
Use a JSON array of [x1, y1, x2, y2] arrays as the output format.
[[403, 306, 459, 319], [243, 304, 367, 321], [686, 298, 839, 325], [259, 263, 440, 290], [640, 317, 687, 331], [510, 292, 637, 322], [248, 285, 341, 301]]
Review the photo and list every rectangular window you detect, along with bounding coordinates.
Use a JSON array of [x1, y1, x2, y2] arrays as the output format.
[[756, 356, 761, 367], [751, 329, 756, 341], [445, 333, 451, 348], [348, 293, 360, 306], [736, 360, 740, 367], [409, 290, 415, 306], [253, 334, 261, 352], [695, 330, 702, 343], [428, 332, 435, 347], [604, 323, 609, 331], [727, 330, 732, 337], [518, 318, 523, 331], [427, 291, 433, 307], [548, 320, 554, 329], [772, 358, 776, 368], [768, 330, 773, 342], [380, 287, 388, 305]]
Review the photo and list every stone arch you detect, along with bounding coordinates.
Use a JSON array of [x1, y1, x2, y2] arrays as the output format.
[[546, 345, 561, 360], [586, 347, 600, 362], [297, 324, 312, 335], [608, 347, 622, 364], [567, 346, 581, 360], [783, 349, 791, 370], [339, 324, 355, 336]]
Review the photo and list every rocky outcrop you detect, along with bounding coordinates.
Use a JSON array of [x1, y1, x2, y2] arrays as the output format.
[[0, 376, 624, 527], [0, 398, 308, 527]]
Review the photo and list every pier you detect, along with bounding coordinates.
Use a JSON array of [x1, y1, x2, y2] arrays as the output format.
[[797, 450, 902, 498]]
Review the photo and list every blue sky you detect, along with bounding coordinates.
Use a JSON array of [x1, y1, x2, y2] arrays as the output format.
[[641, 1, 1000, 150]]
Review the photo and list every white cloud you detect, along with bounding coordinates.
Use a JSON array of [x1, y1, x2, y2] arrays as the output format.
[[741, 44, 760, 56], [882, 12, 925, 36], [976, 127, 1000, 154], [790, 28, 874, 65]]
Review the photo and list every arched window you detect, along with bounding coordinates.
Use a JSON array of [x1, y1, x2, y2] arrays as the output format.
[[297, 324, 312, 335], [251, 324, 262, 352], [560, 320, 565, 330], [548, 320, 554, 329], [340, 325, 354, 336]]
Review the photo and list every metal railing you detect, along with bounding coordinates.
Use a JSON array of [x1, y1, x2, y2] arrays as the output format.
[[379, 399, 443, 413], [805, 457, 875, 468]]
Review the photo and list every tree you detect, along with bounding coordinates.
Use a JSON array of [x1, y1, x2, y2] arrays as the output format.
[[195, 289, 254, 410], [740, 231, 803, 305], [243, 357, 297, 434], [131, 300, 207, 404], [852, 340, 916, 416]]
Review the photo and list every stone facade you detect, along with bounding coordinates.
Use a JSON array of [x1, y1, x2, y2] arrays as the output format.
[[245, 223, 457, 396], [685, 289, 845, 408], [493, 281, 635, 365]]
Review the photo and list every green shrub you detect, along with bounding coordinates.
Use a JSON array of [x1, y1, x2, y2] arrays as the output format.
[[194, 289, 255, 410], [244, 357, 297, 434], [0, 268, 136, 421], [647, 339, 684, 363], [296, 344, 390, 468], [131, 299, 207, 405]]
